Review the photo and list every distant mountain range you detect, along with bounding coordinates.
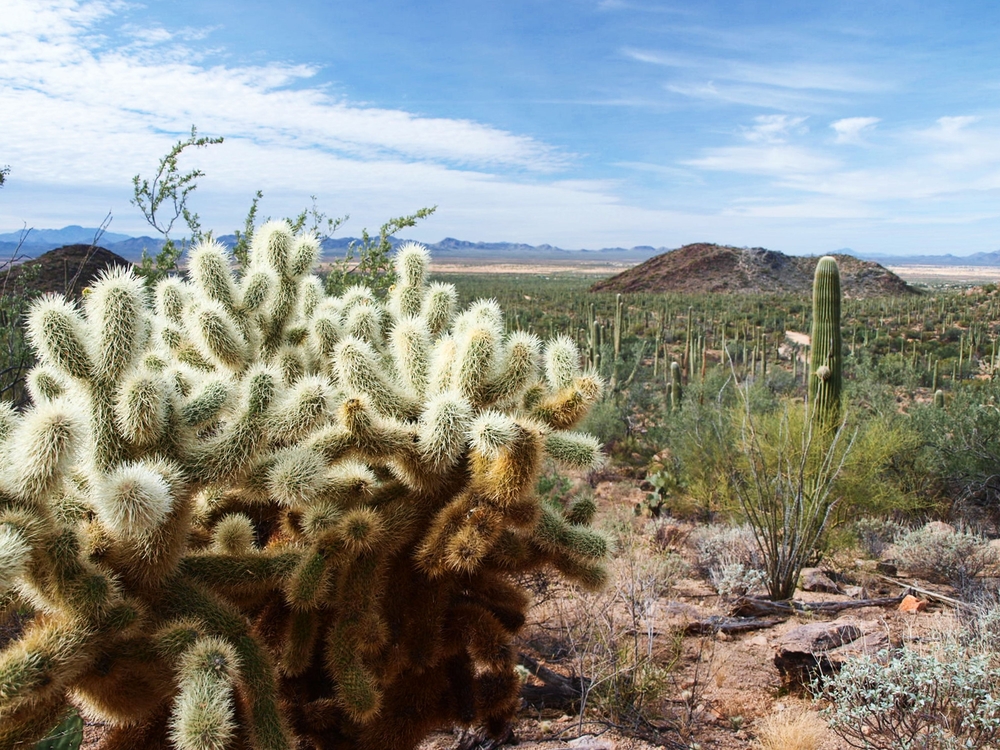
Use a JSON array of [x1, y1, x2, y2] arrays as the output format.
[[2, 226, 999, 267]]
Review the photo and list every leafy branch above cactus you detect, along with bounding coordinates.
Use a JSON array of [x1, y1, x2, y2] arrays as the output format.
[[0, 226, 608, 750]]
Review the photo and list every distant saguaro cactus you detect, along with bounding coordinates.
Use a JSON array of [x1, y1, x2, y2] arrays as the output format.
[[670, 360, 683, 411], [809, 256, 842, 427], [0, 227, 607, 750]]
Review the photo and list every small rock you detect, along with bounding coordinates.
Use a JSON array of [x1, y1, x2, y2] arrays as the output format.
[[776, 619, 863, 654], [800, 568, 843, 594], [844, 585, 869, 599], [568, 735, 614, 749], [898, 594, 927, 613], [773, 618, 889, 683], [749, 635, 768, 647], [876, 561, 898, 576]]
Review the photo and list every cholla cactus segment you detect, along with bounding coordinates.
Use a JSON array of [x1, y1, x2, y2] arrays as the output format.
[[186, 301, 249, 372], [169, 637, 240, 750], [2, 398, 84, 502], [84, 266, 148, 382], [390, 317, 431, 395], [156, 277, 187, 323], [93, 461, 174, 539], [251, 220, 294, 273], [418, 392, 473, 471], [0, 525, 30, 595], [289, 235, 320, 279], [0, 236, 607, 750], [26, 367, 66, 403], [544, 335, 581, 391], [190, 241, 238, 311], [544, 431, 603, 468], [114, 371, 168, 446], [422, 282, 457, 337], [27, 295, 92, 381], [470, 410, 520, 458], [390, 242, 430, 319], [211, 514, 256, 554]]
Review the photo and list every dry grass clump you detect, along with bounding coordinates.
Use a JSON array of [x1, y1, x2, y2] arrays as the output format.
[[752, 707, 828, 750]]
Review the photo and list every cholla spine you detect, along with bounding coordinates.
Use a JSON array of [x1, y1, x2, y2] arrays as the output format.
[[0, 223, 607, 750]]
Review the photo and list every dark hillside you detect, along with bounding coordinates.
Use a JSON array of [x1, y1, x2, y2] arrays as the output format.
[[590, 243, 915, 297], [3, 244, 133, 299]]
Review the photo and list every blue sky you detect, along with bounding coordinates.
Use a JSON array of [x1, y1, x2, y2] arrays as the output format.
[[2, 0, 1000, 255]]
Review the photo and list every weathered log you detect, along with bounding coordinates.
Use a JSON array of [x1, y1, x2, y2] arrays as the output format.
[[872, 574, 975, 612], [684, 615, 786, 635], [517, 653, 587, 710], [730, 594, 905, 618]]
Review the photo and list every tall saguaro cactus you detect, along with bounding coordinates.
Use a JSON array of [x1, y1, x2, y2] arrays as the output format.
[[0, 227, 607, 750], [809, 256, 842, 427]]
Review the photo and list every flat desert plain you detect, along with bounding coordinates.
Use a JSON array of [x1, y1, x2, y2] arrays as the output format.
[[430, 256, 1000, 286], [885, 264, 1000, 284]]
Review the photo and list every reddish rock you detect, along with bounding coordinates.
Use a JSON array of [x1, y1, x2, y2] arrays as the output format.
[[898, 594, 928, 613]]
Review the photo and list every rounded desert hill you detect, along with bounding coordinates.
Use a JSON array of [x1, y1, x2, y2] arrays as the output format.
[[590, 243, 916, 297], [3, 244, 133, 299]]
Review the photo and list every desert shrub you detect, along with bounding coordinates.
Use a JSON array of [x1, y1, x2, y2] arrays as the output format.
[[577, 394, 630, 453], [852, 516, 907, 558], [0, 260, 39, 407], [908, 388, 1000, 531], [690, 523, 766, 599], [832, 413, 935, 521], [894, 525, 996, 587], [543, 522, 683, 729], [818, 641, 1000, 749], [659, 372, 743, 520]]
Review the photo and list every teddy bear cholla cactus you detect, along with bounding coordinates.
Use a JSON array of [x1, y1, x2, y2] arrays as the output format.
[[0, 222, 607, 750]]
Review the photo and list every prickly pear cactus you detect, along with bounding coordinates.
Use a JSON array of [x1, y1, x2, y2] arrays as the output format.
[[0, 225, 607, 750], [34, 712, 84, 750], [809, 256, 842, 427]]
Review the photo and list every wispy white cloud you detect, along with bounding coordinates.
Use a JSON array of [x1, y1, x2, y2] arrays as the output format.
[[683, 145, 837, 176], [664, 81, 847, 111], [626, 45, 885, 112], [743, 115, 808, 143], [723, 62, 883, 93], [0, 0, 568, 195], [831, 117, 880, 144]]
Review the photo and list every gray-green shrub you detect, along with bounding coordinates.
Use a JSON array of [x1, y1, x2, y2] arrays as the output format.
[[819, 641, 1000, 749], [894, 525, 996, 588]]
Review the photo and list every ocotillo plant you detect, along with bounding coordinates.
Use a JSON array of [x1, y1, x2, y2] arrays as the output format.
[[0, 226, 608, 750], [809, 256, 842, 427]]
